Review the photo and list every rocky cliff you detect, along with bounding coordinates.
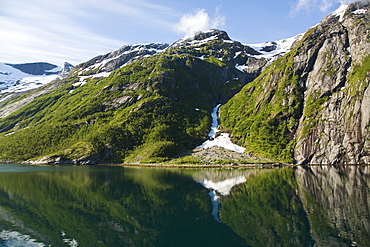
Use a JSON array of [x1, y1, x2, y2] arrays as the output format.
[[294, 3, 370, 164], [220, 2, 370, 164]]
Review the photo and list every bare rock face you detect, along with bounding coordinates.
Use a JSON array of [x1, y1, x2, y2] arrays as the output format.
[[294, 3, 370, 164]]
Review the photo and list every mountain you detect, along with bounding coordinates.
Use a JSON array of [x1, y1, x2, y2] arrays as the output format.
[[0, 62, 74, 95], [220, 2, 370, 164], [0, 1, 368, 165]]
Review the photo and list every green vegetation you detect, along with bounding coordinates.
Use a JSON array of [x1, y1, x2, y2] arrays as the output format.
[[219, 40, 306, 162], [346, 55, 370, 96], [0, 50, 246, 163]]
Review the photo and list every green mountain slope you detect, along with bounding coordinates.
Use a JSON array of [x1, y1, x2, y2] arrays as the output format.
[[0, 43, 250, 163]]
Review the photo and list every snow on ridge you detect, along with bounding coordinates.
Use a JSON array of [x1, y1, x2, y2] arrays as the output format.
[[332, 4, 349, 22], [78, 42, 168, 79], [246, 33, 304, 60], [171, 29, 232, 48]]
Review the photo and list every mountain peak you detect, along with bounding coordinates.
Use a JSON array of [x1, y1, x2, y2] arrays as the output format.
[[190, 29, 231, 41], [58, 62, 74, 77], [328, 0, 369, 22], [171, 29, 232, 48]]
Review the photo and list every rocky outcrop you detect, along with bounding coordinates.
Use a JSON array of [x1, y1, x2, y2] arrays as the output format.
[[58, 62, 74, 77]]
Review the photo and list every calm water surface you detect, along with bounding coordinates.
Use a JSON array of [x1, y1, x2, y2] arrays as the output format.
[[0, 163, 369, 247]]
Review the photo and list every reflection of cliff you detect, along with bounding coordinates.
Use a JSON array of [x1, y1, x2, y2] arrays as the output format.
[[296, 166, 370, 247]]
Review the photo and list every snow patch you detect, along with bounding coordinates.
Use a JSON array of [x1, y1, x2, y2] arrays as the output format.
[[196, 55, 206, 60], [234, 51, 243, 59], [198, 133, 246, 153], [61, 231, 78, 247], [353, 9, 367, 15]]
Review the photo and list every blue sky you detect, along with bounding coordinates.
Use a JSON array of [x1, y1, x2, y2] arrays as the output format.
[[0, 0, 359, 65]]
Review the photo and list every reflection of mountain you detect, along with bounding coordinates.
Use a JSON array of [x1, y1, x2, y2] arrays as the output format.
[[0, 165, 369, 246], [296, 166, 370, 247], [0, 166, 245, 247]]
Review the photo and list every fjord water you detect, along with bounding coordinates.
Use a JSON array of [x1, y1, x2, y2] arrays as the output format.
[[0, 164, 369, 247]]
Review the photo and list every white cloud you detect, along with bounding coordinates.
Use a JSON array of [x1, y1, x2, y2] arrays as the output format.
[[0, 0, 176, 65], [291, 0, 358, 13], [173, 9, 226, 37]]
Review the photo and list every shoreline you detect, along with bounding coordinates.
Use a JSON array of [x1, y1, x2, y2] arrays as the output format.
[[1, 161, 369, 169]]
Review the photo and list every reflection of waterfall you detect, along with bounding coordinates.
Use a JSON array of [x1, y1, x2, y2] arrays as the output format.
[[61, 230, 79, 247], [196, 176, 247, 222], [296, 165, 370, 247], [208, 190, 221, 222], [196, 104, 246, 153]]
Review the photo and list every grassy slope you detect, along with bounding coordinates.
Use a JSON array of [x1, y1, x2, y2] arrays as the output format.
[[0, 50, 245, 163]]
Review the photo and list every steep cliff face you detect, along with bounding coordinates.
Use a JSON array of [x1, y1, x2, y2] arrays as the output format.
[[294, 3, 370, 164], [220, 2, 370, 164]]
